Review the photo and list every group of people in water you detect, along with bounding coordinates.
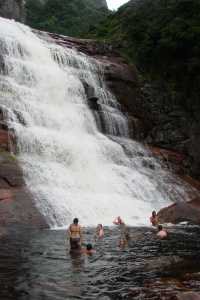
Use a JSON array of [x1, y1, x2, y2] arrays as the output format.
[[67, 212, 168, 255]]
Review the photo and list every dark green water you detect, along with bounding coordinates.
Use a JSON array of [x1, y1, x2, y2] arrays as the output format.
[[0, 226, 199, 300]]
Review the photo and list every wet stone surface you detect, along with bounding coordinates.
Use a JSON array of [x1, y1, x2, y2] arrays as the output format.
[[0, 226, 199, 300]]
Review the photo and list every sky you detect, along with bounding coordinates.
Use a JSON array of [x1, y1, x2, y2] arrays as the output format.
[[107, 0, 129, 10]]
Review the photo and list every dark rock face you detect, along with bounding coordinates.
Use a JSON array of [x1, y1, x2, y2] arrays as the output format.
[[158, 197, 200, 225], [137, 83, 200, 180], [0, 0, 25, 22], [177, 292, 200, 300], [0, 108, 47, 228], [0, 152, 47, 228], [158, 175, 200, 224], [95, 0, 108, 9]]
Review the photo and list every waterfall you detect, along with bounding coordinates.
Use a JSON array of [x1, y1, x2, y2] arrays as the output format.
[[0, 17, 194, 227]]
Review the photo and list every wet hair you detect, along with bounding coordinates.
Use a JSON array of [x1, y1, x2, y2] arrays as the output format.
[[86, 243, 93, 251], [73, 218, 79, 224], [158, 225, 163, 231]]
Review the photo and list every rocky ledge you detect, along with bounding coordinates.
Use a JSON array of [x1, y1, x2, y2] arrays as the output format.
[[0, 109, 47, 228], [158, 176, 200, 225]]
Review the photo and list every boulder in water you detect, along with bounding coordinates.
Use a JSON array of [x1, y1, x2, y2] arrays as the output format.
[[177, 292, 200, 300], [0, 151, 47, 228], [158, 197, 200, 225]]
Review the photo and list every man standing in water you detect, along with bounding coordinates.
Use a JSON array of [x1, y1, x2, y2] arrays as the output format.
[[113, 216, 130, 246], [68, 218, 82, 252]]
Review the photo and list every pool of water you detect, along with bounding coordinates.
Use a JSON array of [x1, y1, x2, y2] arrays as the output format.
[[0, 225, 199, 300]]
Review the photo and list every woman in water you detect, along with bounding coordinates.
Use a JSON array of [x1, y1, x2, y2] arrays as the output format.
[[150, 211, 159, 227], [95, 224, 104, 240], [68, 218, 82, 252]]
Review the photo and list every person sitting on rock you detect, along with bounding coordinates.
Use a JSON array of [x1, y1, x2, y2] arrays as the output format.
[[157, 225, 168, 239], [150, 211, 159, 226]]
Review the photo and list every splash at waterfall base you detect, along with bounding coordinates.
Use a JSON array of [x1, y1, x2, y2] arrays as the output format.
[[0, 17, 199, 228]]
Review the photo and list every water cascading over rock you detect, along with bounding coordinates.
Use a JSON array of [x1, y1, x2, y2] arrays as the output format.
[[0, 17, 195, 227]]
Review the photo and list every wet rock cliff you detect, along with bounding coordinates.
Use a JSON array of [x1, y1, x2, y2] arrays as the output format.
[[0, 108, 47, 227], [0, 0, 25, 22]]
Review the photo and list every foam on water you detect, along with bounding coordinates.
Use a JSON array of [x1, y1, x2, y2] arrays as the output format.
[[0, 17, 195, 227]]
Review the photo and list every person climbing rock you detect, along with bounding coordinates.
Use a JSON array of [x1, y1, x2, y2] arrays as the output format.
[[150, 211, 159, 226], [68, 218, 82, 251]]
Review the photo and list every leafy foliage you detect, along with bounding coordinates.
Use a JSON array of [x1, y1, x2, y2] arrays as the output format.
[[25, 0, 109, 37], [91, 0, 200, 108]]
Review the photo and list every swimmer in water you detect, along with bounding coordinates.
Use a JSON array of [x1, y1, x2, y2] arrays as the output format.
[[68, 218, 82, 252], [113, 216, 130, 246], [118, 237, 128, 248], [82, 243, 95, 255], [113, 216, 124, 225], [157, 225, 168, 239], [150, 211, 159, 227], [95, 224, 104, 241]]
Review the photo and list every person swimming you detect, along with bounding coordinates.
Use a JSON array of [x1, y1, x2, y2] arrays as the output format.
[[68, 218, 82, 251], [157, 225, 168, 239], [82, 243, 95, 255], [150, 211, 159, 226]]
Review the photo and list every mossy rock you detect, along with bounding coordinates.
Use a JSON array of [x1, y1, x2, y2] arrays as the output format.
[[0, 148, 17, 163]]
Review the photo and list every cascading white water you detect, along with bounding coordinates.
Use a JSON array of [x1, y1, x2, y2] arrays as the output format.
[[0, 17, 195, 227]]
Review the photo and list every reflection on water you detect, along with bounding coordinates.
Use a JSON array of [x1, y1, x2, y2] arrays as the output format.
[[0, 226, 199, 300]]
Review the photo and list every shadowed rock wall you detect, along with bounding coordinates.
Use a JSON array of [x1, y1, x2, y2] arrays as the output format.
[[0, 0, 25, 22], [0, 108, 47, 227]]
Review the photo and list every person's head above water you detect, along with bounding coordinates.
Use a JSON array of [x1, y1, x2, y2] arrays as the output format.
[[86, 243, 93, 251], [73, 218, 79, 225], [113, 216, 124, 225], [158, 225, 163, 231]]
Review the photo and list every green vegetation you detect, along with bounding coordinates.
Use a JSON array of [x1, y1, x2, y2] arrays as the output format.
[[0, 148, 17, 162], [90, 0, 200, 109], [26, 0, 109, 37]]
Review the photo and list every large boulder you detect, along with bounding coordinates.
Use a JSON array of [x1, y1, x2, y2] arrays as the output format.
[[158, 197, 200, 225], [177, 292, 200, 300], [0, 108, 47, 227], [0, 150, 47, 227], [158, 175, 200, 224]]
